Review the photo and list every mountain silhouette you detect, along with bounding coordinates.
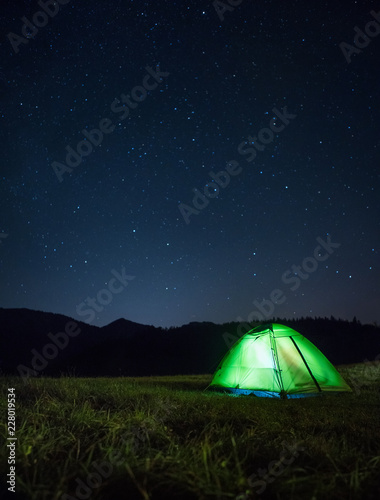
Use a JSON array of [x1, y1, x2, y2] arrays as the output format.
[[1, 308, 379, 378]]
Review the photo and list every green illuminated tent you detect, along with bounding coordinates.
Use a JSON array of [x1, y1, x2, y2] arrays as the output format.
[[209, 323, 351, 398]]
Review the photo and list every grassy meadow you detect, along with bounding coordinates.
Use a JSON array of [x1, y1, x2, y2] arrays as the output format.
[[1, 361, 379, 500]]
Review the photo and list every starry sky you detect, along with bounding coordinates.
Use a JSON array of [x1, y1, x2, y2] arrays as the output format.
[[0, 0, 379, 328]]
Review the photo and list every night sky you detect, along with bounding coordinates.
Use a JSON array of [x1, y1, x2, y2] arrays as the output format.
[[0, 0, 379, 328]]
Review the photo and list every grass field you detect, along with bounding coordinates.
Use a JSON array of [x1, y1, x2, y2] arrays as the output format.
[[1, 361, 379, 500]]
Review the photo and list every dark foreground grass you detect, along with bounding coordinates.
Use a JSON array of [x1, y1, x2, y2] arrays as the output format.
[[1, 362, 379, 500]]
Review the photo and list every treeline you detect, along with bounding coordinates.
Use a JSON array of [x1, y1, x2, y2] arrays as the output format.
[[0, 308, 378, 378]]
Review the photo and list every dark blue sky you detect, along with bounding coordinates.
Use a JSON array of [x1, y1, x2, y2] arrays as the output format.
[[0, 0, 379, 327]]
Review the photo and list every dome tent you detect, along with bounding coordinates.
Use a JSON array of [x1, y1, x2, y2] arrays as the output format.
[[208, 323, 351, 398]]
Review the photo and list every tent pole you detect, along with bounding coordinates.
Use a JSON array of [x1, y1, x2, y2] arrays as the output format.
[[289, 336, 322, 392], [269, 325, 285, 396]]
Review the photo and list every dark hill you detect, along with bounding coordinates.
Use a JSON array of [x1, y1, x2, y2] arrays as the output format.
[[0, 308, 378, 378]]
